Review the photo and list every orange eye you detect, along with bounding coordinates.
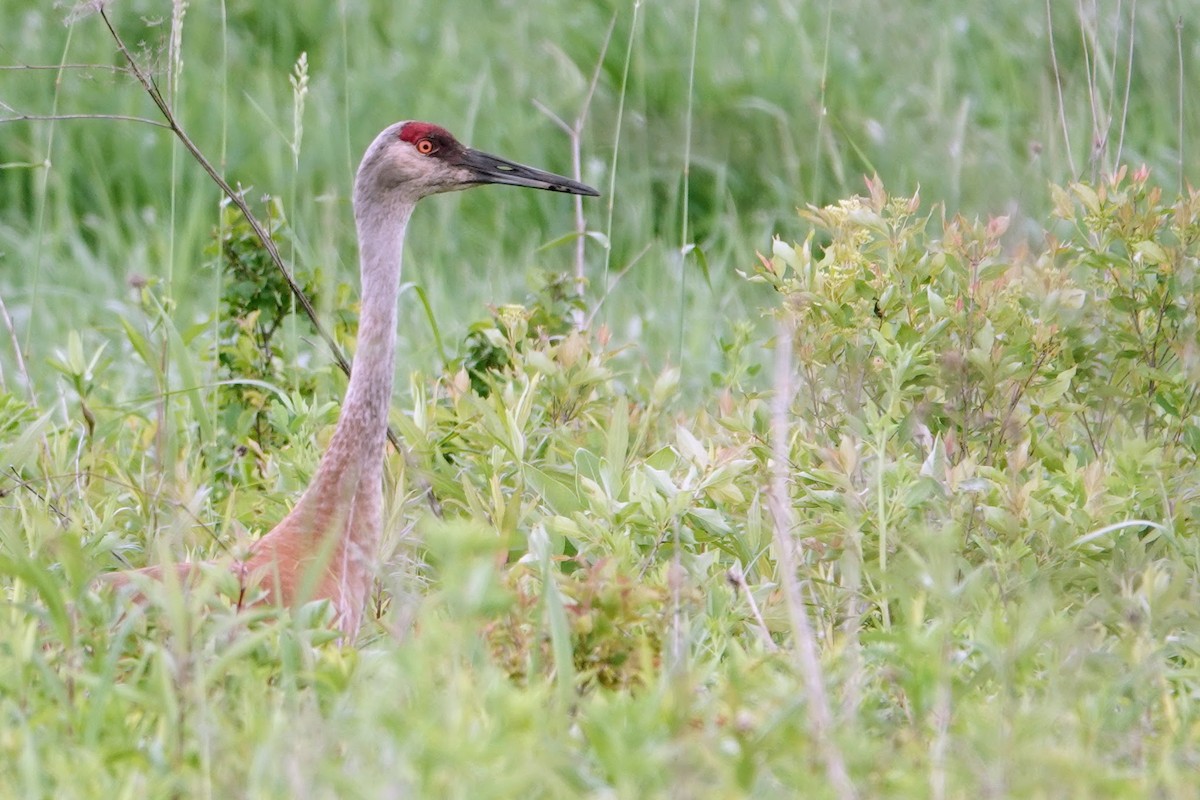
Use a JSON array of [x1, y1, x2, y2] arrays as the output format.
[[416, 139, 436, 155]]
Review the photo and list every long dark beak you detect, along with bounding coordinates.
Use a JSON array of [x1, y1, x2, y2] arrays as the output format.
[[459, 148, 599, 196]]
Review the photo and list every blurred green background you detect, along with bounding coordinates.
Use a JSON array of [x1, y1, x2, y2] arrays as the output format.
[[1, 0, 1196, 397]]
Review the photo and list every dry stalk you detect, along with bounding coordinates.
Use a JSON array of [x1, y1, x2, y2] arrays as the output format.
[[766, 317, 856, 800], [726, 565, 778, 652], [533, 12, 616, 329]]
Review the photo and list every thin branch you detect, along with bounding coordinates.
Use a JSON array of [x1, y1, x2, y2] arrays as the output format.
[[929, 678, 951, 800], [533, 102, 570, 136], [727, 566, 778, 652], [7, 467, 70, 526], [94, 10, 417, 457], [0, 62, 134, 73], [98, 10, 348, 372], [4, 468, 225, 563], [0, 112, 170, 129], [1102, 0, 1121, 142], [812, 0, 835, 201], [669, 519, 685, 671]]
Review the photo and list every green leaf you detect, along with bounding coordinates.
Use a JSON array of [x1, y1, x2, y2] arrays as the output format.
[[1133, 240, 1169, 265], [926, 285, 947, 318], [533, 526, 576, 703], [1040, 366, 1076, 404], [1072, 182, 1100, 215], [605, 398, 629, 475], [682, 243, 712, 291], [0, 409, 53, 473], [526, 465, 584, 516]]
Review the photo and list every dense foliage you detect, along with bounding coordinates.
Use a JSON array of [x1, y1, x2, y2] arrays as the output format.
[[3, 172, 1199, 797], [3, 2, 1200, 797]]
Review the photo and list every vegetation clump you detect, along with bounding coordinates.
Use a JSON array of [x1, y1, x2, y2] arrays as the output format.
[[2, 1, 1199, 793], [3, 167, 1199, 796]]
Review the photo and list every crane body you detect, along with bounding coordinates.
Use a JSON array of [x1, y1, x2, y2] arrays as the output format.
[[103, 121, 598, 638]]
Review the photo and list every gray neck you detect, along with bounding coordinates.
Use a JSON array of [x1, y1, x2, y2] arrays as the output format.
[[304, 190, 412, 505]]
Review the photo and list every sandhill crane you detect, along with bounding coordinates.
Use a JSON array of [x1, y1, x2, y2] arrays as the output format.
[[102, 121, 599, 639]]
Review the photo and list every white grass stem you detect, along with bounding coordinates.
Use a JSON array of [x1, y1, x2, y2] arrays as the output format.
[[1070, 519, 1165, 548], [0, 293, 29, 399], [536, 15, 614, 330], [1046, 0, 1078, 176], [1114, 0, 1136, 168], [1176, 14, 1185, 194], [875, 422, 891, 629], [676, 0, 700, 363], [1076, 0, 1104, 179], [929, 678, 951, 800], [766, 317, 856, 800], [812, 0, 834, 201]]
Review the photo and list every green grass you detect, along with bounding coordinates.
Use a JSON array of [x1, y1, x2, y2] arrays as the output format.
[[2, 1, 1200, 797]]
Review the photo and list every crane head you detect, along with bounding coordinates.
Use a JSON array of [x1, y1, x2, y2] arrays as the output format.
[[356, 121, 599, 203]]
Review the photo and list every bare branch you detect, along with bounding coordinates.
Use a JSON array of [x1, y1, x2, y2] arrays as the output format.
[[98, 9, 350, 376], [727, 565, 778, 652], [0, 112, 170, 129], [7, 467, 70, 525], [532, 99, 570, 136], [536, 12, 616, 329], [0, 63, 134, 73]]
